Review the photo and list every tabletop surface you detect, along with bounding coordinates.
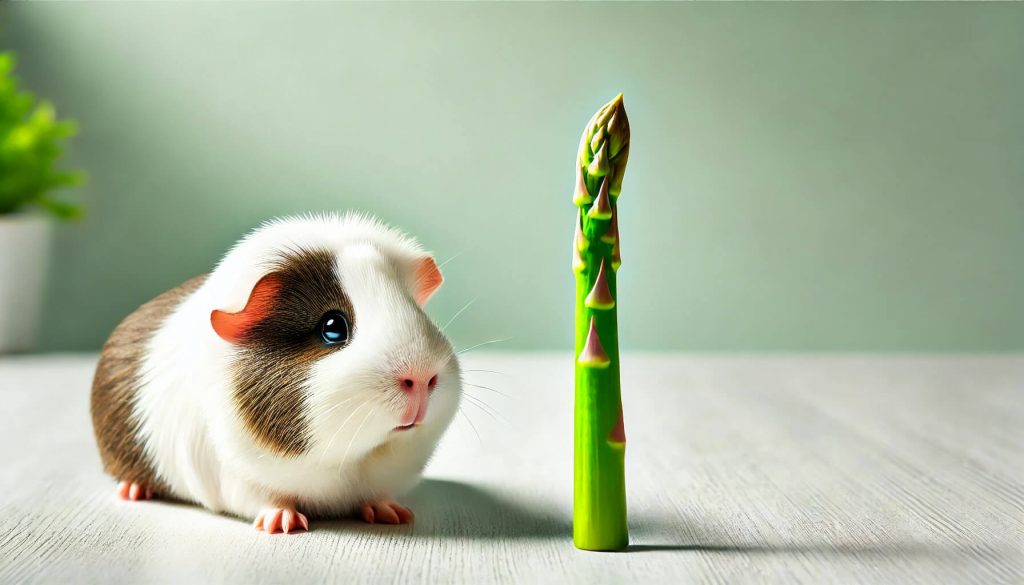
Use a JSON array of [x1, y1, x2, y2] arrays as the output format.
[[1, 353, 1021, 584]]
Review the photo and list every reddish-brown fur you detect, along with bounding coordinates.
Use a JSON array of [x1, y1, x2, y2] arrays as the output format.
[[227, 248, 354, 457], [92, 247, 356, 489], [90, 275, 208, 493]]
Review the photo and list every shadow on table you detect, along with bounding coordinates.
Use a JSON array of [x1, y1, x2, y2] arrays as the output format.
[[406, 478, 570, 539], [318, 478, 570, 540], [624, 542, 997, 558], [318, 481, 1014, 565], [626, 524, 1015, 562]]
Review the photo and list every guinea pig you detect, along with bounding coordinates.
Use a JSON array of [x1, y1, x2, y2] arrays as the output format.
[[90, 213, 461, 534]]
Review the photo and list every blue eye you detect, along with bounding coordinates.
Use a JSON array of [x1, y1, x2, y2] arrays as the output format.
[[319, 311, 350, 346]]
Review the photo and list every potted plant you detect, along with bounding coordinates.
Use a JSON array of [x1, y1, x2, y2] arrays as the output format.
[[0, 52, 84, 352]]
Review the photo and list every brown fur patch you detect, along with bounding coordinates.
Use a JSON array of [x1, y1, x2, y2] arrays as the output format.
[[231, 248, 353, 457], [91, 275, 208, 493]]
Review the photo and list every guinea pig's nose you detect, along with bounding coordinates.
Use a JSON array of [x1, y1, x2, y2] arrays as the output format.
[[399, 372, 439, 394]]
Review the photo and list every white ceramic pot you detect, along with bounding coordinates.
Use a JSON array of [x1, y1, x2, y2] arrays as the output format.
[[0, 214, 52, 353]]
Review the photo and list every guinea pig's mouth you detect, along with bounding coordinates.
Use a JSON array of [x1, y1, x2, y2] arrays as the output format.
[[393, 422, 418, 432]]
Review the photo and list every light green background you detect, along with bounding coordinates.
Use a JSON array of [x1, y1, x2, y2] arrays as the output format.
[[2, 2, 1022, 352]]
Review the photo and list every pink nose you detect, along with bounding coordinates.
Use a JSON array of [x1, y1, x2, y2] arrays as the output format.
[[399, 373, 438, 394], [396, 372, 437, 429]]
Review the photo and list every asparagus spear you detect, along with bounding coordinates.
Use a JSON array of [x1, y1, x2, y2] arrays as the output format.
[[573, 94, 629, 551]]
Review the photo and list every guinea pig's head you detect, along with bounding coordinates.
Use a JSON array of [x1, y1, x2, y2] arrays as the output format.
[[206, 215, 461, 465]]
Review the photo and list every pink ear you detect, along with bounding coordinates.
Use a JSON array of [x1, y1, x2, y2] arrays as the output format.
[[413, 256, 443, 306], [211, 274, 283, 344]]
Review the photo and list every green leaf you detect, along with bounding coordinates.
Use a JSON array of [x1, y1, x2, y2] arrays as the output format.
[[38, 195, 84, 221], [0, 52, 84, 221]]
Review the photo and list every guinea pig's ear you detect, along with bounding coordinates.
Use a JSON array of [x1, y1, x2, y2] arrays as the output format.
[[412, 256, 443, 307], [210, 273, 283, 344]]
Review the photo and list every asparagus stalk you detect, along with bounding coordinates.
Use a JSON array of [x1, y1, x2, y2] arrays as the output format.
[[573, 94, 629, 551]]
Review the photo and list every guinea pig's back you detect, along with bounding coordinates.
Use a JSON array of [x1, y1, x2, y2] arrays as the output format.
[[90, 275, 207, 491]]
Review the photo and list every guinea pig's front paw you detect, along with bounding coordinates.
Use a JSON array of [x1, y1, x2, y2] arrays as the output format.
[[116, 481, 154, 501], [360, 499, 414, 525], [254, 507, 309, 535]]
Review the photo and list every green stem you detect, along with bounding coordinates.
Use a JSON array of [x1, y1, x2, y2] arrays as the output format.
[[573, 95, 629, 551]]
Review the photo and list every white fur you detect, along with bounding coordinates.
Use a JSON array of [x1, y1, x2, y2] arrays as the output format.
[[132, 213, 461, 520]]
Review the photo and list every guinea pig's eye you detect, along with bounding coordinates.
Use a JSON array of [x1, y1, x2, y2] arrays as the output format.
[[318, 311, 350, 346]]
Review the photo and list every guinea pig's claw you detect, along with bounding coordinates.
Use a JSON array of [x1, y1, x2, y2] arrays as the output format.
[[360, 500, 414, 525], [117, 481, 153, 502], [254, 507, 309, 535]]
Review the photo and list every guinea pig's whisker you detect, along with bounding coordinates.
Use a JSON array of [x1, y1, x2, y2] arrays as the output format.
[[456, 337, 513, 355], [309, 396, 358, 424], [339, 407, 376, 466], [463, 381, 510, 399], [436, 249, 464, 269], [461, 369, 509, 377], [462, 392, 501, 416], [462, 389, 498, 407], [457, 407, 483, 449], [441, 298, 476, 332], [319, 399, 372, 463], [461, 393, 510, 427], [461, 398, 506, 428]]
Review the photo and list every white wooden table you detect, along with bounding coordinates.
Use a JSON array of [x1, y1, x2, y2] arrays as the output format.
[[1, 353, 1021, 584]]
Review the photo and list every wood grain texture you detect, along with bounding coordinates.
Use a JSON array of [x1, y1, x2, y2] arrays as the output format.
[[1, 353, 1021, 584]]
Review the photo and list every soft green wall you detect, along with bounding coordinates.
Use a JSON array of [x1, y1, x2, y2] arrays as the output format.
[[2, 2, 1022, 352]]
